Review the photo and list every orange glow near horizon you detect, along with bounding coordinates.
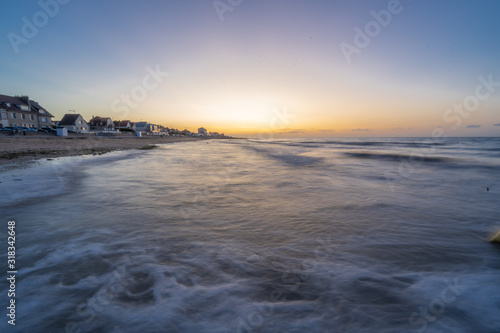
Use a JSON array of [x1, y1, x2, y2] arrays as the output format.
[[3, 2, 500, 137]]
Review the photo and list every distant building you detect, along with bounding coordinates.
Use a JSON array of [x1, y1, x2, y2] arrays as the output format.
[[146, 123, 161, 134], [29, 99, 54, 129], [89, 116, 114, 131], [0, 94, 53, 128], [134, 121, 148, 132], [198, 127, 208, 136], [135, 122, 162, 135], [114, 120, 136, 131], [58, 114, 90, 133]]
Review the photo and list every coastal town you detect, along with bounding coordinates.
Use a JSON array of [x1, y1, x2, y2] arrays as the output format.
[[0, 94, 227, 138]]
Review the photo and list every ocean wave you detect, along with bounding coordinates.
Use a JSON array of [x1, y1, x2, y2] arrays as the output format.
[[243, 144, 324, 166], [0, 150, 142, 208], [319, 140, 448, 148], [342, 151, 454, 163], [341, 151, 500, 172], [249, 139, 449, 149], [3, 138, 500, 333]]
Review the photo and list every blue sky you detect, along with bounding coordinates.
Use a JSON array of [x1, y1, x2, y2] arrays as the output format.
[[1, 0, 500, 136]]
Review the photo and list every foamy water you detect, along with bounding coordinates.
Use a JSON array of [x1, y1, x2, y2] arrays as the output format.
[[1, 137, 499, 332]]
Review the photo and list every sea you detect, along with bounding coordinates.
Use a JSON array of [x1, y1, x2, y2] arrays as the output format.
[[1, 137, 499, 333]]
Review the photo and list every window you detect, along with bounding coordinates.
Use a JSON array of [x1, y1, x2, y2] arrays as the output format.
[[11, 113, 16, 119], [78, 120, 82, 124], [5, 103, 11, 107], [21, 114, 26, 120], [30, 115, 34, 120], [41, 117, 47, 122], [20, 105, 30, 111]]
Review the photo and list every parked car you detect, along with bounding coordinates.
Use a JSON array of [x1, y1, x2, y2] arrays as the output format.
[[38, 128, 57, 133], [19, 127, 37, 132]]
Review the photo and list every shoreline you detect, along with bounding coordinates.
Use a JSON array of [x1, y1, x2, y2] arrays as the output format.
[[0, 135, 224, 169]]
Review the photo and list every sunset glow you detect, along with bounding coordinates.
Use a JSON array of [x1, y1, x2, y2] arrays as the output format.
[[1, 0, 500, 136]]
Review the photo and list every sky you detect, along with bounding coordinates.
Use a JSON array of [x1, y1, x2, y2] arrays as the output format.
[[1, 0, 500, 137]]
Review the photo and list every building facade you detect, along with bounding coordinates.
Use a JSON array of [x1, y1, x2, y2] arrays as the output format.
[[58, 114, 90, 133], [134, 122, 148, 132], [0, 94, 53, 129], [89, 116, 115, 131], [114, 120, 136, 131]]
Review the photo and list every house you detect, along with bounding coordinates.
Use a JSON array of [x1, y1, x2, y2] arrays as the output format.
[[134, 122, 162, 134], [28, 99, 54, 128], [198, 127, 208, 136], [58, 114, 90, 133], [114, 120, 136, 131], [160, 125, 169, 136], [89, 116, 114, 131], [0, 94, 53, 128], [146, 123, 162, 134], [134, 122, 148, 132]]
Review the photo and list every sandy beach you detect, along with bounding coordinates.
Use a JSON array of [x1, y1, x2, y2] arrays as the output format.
[[0, 134, 214, 167]]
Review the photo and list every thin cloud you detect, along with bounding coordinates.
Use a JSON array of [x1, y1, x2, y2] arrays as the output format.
[[280, 130, 305, 134], [392, 127, 414, 131], [494, 123, 500, 127], [466, 125, 481, 129], [352, 128, 371, 132]]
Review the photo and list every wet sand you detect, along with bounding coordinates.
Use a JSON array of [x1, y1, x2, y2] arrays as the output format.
[[0, 135, 214, 167]]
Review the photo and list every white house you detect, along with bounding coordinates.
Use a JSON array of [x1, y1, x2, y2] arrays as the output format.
[[198, 127, 208, 136], [58, 114, 90, 133]]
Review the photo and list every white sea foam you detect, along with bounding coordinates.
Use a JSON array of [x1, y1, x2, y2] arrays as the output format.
[[1, 138, 499, 332]]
